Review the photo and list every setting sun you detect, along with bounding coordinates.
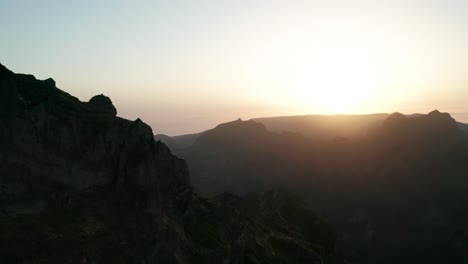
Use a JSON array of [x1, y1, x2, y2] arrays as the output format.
[[290, 50, 379, 114]]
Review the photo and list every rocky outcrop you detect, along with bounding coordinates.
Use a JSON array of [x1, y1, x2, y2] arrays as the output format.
[[88, 94, 118, 116], [0, 63, 193, 263], [0, 63, 191, 213]]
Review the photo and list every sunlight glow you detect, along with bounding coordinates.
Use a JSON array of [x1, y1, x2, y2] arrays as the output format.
[[1, 0, 467, 134], [291, 51, 380, 114], [246, 23, 388, 115]]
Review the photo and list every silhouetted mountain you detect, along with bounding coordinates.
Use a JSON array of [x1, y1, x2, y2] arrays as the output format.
[[181, 119, 315, 195], [156, 113, 468, 155], [179, 110, 468, 263], [0, 63, 339, 263], [154, 114, 392, 153]]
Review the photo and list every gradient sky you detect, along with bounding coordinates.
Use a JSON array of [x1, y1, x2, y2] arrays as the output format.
[[1, 0, 467, 135]]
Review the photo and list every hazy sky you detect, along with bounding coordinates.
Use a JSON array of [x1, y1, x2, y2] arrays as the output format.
[[1, 0, 467, 135]]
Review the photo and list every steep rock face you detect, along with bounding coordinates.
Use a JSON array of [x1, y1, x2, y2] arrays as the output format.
[[0, 63, 192, 263], [0, 64, 191, 215]]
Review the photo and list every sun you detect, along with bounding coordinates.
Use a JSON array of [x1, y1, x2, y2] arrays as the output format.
[[289, 51, 380, 114], [246, 28, 388, 114]]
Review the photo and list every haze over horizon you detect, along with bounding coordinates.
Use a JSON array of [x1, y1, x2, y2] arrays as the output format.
[[1, 0, 467, 135]]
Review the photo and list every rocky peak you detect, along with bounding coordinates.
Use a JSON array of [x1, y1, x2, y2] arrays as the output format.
[[426, 109, 455, 124], [384, 112, 406, 125], [87, 94, 117, 116], [0, 64, 19, 117], [368, 110, 465, 151], [383, 110, 456, 128]]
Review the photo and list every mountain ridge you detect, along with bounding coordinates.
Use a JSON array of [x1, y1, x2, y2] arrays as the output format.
[[174, 109, 468, 263], [157, 113, 468, 152]]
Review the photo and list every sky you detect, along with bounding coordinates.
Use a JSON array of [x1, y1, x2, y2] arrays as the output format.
[[1, 0, 467, 135]]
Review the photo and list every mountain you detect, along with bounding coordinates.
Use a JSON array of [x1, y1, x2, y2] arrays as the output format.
[[182, 111, 468, 195], [0, 63, 340, 263], [0, 63, 193, 263], [181, 119, 315, 195], [156, 114, 468, 155], [179, 111, 468, 263], [153, 114, 391, 154]]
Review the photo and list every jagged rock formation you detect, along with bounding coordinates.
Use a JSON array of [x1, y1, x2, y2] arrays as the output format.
[[0, 63, 339, 263], [0, 63, 192, 263]]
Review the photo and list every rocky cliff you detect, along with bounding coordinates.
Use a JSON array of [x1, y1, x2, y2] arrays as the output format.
[[0, 63, 193, 263]]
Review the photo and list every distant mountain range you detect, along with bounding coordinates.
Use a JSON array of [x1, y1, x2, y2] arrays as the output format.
[[157, 110, 468, 263], [156, 113, 468, 150]]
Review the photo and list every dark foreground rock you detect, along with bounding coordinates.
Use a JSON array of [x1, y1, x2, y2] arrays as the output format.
[[0, 63, 340, 263]]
